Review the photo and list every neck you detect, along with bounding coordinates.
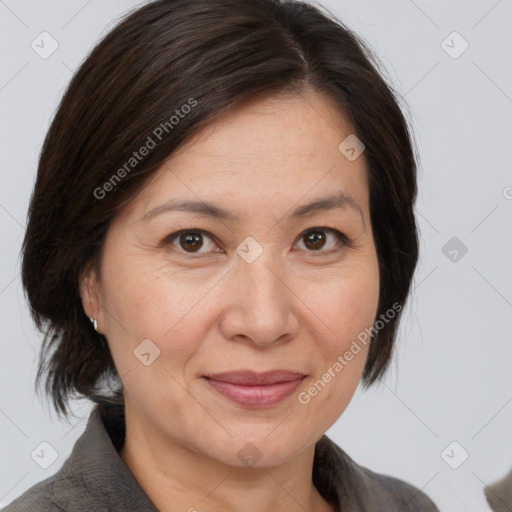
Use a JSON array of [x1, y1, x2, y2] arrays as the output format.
[[119, 405, 334, 512]]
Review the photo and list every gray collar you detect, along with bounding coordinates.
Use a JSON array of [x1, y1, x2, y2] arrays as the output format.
[[44, 402, 437, 512], [51, 403, 158, 511]]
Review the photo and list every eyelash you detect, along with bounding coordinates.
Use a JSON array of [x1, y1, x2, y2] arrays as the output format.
[[161, 227, 353, 258]]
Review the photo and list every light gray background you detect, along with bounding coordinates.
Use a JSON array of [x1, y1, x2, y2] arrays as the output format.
[[1, 1, 511, 510]]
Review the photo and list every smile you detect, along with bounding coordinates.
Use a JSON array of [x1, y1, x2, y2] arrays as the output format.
[[202, 370, 307, 408]]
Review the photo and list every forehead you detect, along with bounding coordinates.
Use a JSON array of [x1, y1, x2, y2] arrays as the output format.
[[172, 89, 358, 164], [121, 90, 369, 224]]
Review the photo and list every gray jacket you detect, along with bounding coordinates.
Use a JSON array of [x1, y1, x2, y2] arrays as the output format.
[[485, 467, 512, 512], [3, 403, 440, 511]]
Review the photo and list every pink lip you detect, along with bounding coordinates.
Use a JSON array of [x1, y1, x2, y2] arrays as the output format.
[[203, 370, 307, 408]]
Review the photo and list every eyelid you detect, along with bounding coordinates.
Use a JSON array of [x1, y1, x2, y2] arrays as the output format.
[[162, 226, 353, 257]]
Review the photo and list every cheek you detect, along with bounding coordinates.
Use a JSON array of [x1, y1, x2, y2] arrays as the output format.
[[291, 267, 378, 437], [98, 261, 200, 415], [310, 257, 380, 354], [300, 263, 379, 411], [99, 254, 210, 368], [339, 273, 379, 339]]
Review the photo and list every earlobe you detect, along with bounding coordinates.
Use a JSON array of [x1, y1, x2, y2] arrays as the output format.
[[79, 262, 103, 332], [89, 317, 98, 331]]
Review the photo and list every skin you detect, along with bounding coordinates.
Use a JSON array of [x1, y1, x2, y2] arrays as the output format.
[[80, 88, 380, 512]]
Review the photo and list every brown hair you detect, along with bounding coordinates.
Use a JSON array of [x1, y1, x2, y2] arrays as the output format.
[[21, 0, 419, 420]]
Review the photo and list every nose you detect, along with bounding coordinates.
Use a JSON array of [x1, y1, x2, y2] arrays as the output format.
[[218, 245, 300, 347]]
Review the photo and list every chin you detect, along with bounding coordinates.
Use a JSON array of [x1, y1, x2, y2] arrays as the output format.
[[205, 427, 314, 469]]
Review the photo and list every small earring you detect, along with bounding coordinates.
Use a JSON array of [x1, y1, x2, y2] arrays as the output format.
[[89, 317, 98, 331]]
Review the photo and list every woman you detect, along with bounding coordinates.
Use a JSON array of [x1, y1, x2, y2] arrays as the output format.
[[5, 0, 439, 510]]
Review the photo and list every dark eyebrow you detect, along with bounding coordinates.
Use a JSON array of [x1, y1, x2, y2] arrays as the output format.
[[140, 192, 363, 224]]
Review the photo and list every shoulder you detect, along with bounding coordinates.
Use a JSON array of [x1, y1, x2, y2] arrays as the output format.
[[1, 472, 109, 512], [357, 464, 439, 511], [1, 477, 65, 512], [2, 405, 110, 512], [314, 435, 440, 511], [484, 467, 512, 511]]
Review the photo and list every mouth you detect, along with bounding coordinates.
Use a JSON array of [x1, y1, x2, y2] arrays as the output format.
[[202, 370, 307, 408]]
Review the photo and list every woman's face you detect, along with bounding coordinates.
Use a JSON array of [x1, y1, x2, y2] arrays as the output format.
[[82, 90, 380, 467]]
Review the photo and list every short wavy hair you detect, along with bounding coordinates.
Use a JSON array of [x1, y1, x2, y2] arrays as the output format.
[[21, 0, 419, 419]]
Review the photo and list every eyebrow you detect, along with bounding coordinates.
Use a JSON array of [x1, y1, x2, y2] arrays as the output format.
[[140, 192, 364, 224]]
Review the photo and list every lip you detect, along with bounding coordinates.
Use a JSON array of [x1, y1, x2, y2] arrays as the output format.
[[203, 370, 307, 408]]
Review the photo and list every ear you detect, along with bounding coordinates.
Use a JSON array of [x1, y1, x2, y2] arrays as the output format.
[[79, 261, 104, 333]]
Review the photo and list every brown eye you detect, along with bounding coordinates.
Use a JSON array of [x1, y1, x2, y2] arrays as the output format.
[[162, 227, 350, 258], [164, 230, 219, 255], [297, 227, 348, 255], [303, 230, 327, 250], [178, 232, 204, 253]]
